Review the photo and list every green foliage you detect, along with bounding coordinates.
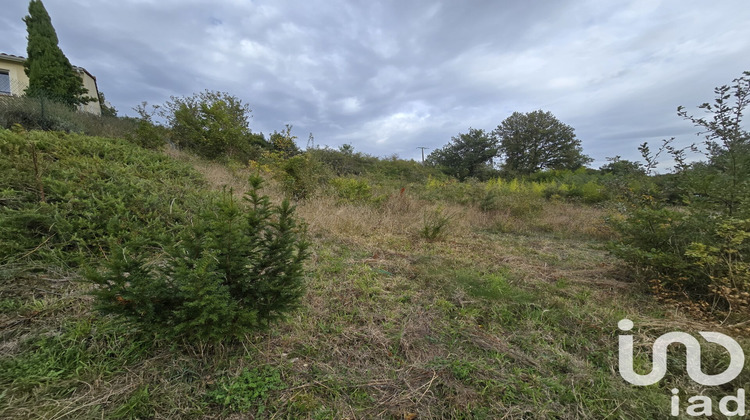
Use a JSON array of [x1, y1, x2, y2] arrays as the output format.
[[676, 71, 750, 217], [23, 0, 93, 107], [686, 218, 750, 290], [89, 178, 310, 342], [611, 70, 750, 307], [534, 169, 610, 203], [164, 90, 263, 160], [0, 129, 201, 269], [206, 366, 285, 414], [599, 156, 646, 177], [494, 110, 592, 175], [308, 145, 443, 189], [278, 153, 326, 200], [608, 209, 712, 290], [329, 177, 373, 203], [129, 102, 167, 149], [427, 128, 499, 181], [0, 94, 139, 138], [422, 170, 611, 214], [269, 124, 301, 158]]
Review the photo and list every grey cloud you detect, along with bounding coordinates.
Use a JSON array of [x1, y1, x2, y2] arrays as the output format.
[[2, 0, 749, 165]]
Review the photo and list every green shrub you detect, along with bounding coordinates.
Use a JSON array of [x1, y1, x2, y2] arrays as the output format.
[[164, 90, 261, 160], [685, 218, 750, 316], [269, 124, 301, 159], [608, 208, 710, 290], [611, 71, 750, 307], [89, 177, 310, 342], [278, 153, 326, 200], [1, 95, 142, 140], [422, 177, 481, 205], [127, 103, 167, 149], [329, 177, 373, 203]]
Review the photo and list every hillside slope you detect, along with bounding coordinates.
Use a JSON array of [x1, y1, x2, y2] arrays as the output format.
[[1, 129, 747, 419]]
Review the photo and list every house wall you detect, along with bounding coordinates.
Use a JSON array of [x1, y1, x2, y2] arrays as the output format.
[[0, 58, 30, 96], [0, 55, 101, 116], [77, 70, 101, 116]]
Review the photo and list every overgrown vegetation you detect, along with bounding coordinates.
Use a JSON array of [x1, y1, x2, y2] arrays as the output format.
[[2, 65, 749, 418], [90, 178, 309, 342], [1, 129, 308, 345], [609, 71, 750, 325]]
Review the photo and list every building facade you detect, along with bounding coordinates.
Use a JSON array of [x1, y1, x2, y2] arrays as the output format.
[[0, 53, 102, 116]]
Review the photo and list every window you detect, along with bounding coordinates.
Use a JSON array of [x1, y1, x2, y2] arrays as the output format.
[[0, 70, 10, 95]]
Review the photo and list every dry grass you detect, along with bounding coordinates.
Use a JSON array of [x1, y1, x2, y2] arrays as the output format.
[[5, 148, 748, 419]]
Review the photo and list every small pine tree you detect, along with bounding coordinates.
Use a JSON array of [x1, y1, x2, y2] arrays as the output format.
[[89, 177, 310, 342], [23, 0, 92, 107]]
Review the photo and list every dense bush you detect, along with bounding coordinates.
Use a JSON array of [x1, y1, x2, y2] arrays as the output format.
[[277, 153, 327, 199], [329, 177, 374, 203], [610, 71, 750, 315], [89, 178, 309, 341], [427, 128, 500, 181], [164, 90, 267, 160]]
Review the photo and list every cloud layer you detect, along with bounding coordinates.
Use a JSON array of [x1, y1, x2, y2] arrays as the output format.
[[2, 0, 749, 166]]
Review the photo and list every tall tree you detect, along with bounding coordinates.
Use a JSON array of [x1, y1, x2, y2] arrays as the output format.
[[23, 0, 92, 107], [494, 110, 591, 175], [426, 128, 499, 180]]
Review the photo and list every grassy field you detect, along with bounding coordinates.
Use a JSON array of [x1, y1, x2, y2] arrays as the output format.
[[1, 130, 747, 419]]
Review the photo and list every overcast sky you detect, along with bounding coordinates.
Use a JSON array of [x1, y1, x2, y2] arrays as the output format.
[[2, 0, 749, 166]]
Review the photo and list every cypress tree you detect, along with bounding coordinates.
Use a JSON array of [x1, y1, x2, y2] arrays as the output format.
[[23, 0, 92, 107]]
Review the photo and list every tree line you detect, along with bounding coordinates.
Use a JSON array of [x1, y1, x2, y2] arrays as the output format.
[[427, 110, 592, 180]]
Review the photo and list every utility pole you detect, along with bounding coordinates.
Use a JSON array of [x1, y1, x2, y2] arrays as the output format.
[[416, 147, 429, 163]]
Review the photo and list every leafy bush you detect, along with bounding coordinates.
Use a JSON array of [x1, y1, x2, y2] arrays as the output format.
[[0, 95, 140, 140], [685, 218, 750, 317], [164, 90, 264, 160], [278, 153, 327, 200], [610, 71, 750, 313], [128, 102, 167, 149], [608, 209, 713, 291], [329, 177, 373, 203], [269, 124, 301, 159], [89, 177, 309, 341]]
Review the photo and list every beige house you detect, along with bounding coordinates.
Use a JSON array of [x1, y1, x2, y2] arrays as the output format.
[[0, 52, 101, 116]]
